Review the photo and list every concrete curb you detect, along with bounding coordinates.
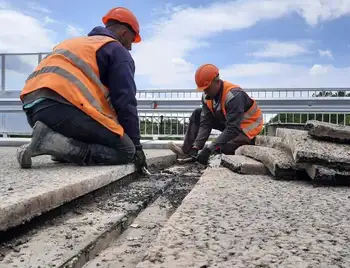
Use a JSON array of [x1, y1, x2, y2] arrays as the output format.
[[0, 150, 176, 232], [0, 138, 210, 149]]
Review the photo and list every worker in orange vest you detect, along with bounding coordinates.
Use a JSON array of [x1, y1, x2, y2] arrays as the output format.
[[17, 7, 148, 173], [169, 64, 264, 165]]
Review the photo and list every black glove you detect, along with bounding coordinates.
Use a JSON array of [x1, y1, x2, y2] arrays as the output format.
[[134, 145, 148, 174], [189, 147, 199, 158], [196, 146, 212, 165]]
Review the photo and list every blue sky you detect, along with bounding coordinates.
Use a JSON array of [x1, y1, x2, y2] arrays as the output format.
[[1, 0, 350, 90]]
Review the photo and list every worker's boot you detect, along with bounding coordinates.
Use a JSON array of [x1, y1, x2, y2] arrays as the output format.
[[17, 121, 127, 169], [168, 142, 188, 158], [16, 121, 89, 168], [51, 155, 69, 163]]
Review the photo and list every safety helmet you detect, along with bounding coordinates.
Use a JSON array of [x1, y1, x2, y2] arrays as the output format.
[[195, 64, 219, 91], [102, 7, 141, 43]]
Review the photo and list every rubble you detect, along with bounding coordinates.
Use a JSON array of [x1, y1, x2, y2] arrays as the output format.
[[235, 145, 297, 179], [276, 128, 350, 170], [255, 135, 282, 148], [305, 164, 350, 183], [305, 120, 350, 144], [221, 155, 269, 175]]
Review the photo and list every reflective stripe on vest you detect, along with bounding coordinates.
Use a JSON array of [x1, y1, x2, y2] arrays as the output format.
[[26, 49, 116, 121], [203, 81, 263, 139]]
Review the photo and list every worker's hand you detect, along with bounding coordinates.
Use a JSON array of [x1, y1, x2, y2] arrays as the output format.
[[134, 145, 148, 174], [196, 146, 212, 165], [189, 147, 199, 158]]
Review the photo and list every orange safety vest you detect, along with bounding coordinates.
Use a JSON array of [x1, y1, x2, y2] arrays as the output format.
[[20, 35, 124, 137], [204, 81, 263, 139]]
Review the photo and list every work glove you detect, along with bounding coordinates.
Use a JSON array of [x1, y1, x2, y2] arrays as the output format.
[[134, 145, 148, 174], [196, 146, 212, 165]]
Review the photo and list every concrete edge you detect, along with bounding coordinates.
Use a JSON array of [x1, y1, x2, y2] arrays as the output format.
[[0, 138, 210, 149], [0, 151, 177, 232]]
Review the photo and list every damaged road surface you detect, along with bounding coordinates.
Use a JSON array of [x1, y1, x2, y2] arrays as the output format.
[[0, 163, 203, 268]]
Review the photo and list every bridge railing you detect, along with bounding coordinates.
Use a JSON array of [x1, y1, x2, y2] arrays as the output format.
[[1, 52, 350, 138]]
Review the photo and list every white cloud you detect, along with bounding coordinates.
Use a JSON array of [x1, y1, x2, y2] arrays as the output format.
[[318, 49, 334, 59], [0, 9, 55, 53], [220, 62, 350, 88], [66, 25, 83, 37], [248, 41, 311, 58], [44, 16, 58, 25], [27, 2, 51, 14], [0, 8, 56, 89], [133, 0, 350, 88], [309, 64, 329, 75]]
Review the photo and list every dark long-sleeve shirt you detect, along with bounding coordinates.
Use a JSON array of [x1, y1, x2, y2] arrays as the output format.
[[88, 27, 141, 145], [193, 84, 254, 151]]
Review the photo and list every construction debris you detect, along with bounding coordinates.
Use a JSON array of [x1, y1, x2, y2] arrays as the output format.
[[305, 120, 350, 144], [235, 145, 297, 179], [276, 127, 350, 170], [221, 155, 269, 175], [254, 135, 282, 148], [213, 121, 350, 184]]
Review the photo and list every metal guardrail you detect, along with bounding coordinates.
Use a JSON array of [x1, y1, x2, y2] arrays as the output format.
[[1, 52, 350, 137]]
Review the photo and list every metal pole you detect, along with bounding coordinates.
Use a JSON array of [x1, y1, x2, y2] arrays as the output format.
[[1, 55, 5, 91]]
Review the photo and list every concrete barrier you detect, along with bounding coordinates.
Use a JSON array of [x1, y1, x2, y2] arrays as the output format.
[[0, 147, 176, 231]]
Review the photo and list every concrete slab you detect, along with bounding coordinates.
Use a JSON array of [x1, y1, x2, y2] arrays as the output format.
[[0, 172, 174, 268], [235, 145, 297, 179], [255, 135, 282, 148], [221, 155, 269, 175], [305, 120, 350, 144], [305, 164, 350, 182], [276, 128, 350, 170], [137, 168, 350, 268], [0, 147, 176, 231]]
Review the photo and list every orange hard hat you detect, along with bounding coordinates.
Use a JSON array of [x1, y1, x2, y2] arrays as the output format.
[[102, 7, 141, 43], [195, 64, 219, 91]]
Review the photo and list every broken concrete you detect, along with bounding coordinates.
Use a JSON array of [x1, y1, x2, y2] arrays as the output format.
[[276, 128, 350, 170], [221, 155, 269, 175], [305, 164, 350, 182], [83, 169, 200, 268], [136, 168, 350, 268], [305, 120, 350, 144], [235, 145, 297, 179], [0, 147, 176, 232], [0, 172, 173, 268], [0, 164, 201, 268], [255, 135, 282, 148]]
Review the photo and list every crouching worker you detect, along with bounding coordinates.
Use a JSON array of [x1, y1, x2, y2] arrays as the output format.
[[16, 7, 148, 173], [169, 64, 263, 165]]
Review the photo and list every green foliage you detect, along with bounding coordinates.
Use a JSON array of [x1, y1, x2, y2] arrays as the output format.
[[140, 116, 188, 137]]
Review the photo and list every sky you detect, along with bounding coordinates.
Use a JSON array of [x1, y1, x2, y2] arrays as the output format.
[[1, 0, 350, 90]]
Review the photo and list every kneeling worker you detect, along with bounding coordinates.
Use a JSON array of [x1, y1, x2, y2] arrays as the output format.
[[169, 64, 263, 165], [17, 7, 148, 173]]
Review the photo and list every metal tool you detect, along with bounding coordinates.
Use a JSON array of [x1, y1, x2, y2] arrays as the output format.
[[142, 166, 152, 175], [177, 157, 196, 164]]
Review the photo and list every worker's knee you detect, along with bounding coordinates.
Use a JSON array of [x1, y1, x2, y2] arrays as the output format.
[[123, 144, 136, 163], [189, 108, 202, 124]]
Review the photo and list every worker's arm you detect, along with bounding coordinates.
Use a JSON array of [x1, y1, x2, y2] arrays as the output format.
[[208, 91, 245, 151], [192, 96, 214, 149], [97, 43, 141, 145]]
